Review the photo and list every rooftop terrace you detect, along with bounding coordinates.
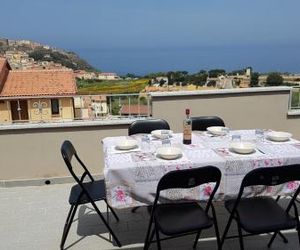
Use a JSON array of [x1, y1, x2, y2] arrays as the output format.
[[1, 87, 300, 249], [1, 183, 299, 250]]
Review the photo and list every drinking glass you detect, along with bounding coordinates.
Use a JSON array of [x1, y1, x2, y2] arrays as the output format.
[[162, 136, 171, 147], [231, 134, 241, 142], [255, 129, 264, 142], [141, 135, 150, 152], [222, 127, 230, 135], [222, 127, 230, 139], [160, 131, 171, 147]]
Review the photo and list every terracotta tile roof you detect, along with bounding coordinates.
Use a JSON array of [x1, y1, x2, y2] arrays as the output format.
[[0, 69, 77, 97], [120, 104, 149, 115], [0, 57, 6, 70]]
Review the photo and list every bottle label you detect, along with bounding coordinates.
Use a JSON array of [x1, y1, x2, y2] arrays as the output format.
[[183, 124, 192, 140]]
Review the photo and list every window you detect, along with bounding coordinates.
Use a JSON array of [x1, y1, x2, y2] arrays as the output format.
[[51, 99, 60, 115]]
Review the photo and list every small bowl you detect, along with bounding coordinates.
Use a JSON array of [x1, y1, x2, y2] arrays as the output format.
[[115, 139, 138, 150], [230, 141, 255, 154], [266, 131, 292, 142], [156, 147, 182, 160], [151, 129, 173, 139], [207, 126, 228, 136]]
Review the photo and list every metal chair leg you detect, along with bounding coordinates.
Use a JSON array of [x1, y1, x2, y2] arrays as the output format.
[[268, 232, 278, 248], [131, 206, 140, 213], [193, 230, 202, 249], [144, 228, 155, 250], [90, 200, 122, 247], [144, 212, 154, 250], [211, 204, 222, 250], [297, 227, 300, 247], [278, 232, 288, 243], [154, 220, 162, 250], [221, 212, 234, 247], [60, 204, 78, 250], [237, 221, 244, 250]]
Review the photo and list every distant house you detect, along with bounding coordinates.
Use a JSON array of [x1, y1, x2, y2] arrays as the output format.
[[0, 58, 77, 123], [120, 104, 149, 117], [98, 72, 120, 80], [74, 70, 97, 80]]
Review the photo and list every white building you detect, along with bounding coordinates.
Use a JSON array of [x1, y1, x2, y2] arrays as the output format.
[[98, 73, 120, 80]]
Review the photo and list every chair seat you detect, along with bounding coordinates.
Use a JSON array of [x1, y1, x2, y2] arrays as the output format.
[[69, 179, 106, 205], [225, 196, 297, 234], [154, 202, 213, 236]]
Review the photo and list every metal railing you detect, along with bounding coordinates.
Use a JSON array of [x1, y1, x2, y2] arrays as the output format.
[[290, 87, 300, 110], [74, 93, 152, 120]]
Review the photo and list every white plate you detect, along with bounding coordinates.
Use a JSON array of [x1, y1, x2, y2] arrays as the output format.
[[266, 131, 292, 142], [151, 129, 173, 139], [115, 139, 138, 150], [207, 126, 228, 136], [230, 141, 256, 154], [156, 147, 182, 160]]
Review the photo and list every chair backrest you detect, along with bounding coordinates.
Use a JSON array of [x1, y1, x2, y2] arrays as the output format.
[[61, 140, 94, 185], [154, 166, 221, 212], [128, 119, 170, 135], [191, 116, 225, 131], [235, 164, 300, 213], [241, 164, 300, 188]]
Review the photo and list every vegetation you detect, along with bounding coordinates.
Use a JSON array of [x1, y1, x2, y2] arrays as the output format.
[[29, 48, 95, 71], [77, 79, 149, 94], [291, 88, 300, 109], [266, 72, 284, 86], [208, 69, 226, 78], [250, 72, 260, 87]]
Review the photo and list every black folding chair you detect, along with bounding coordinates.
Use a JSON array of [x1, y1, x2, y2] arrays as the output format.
[[221, 164, 300, 250], [128, 119, 170, 136], [144, 166, 222, 250], [191, 116, 225, 131], [60, 140, 121, 249]]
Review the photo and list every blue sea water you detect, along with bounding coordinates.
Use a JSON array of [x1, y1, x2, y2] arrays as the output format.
[[73, 45, 300, 75]]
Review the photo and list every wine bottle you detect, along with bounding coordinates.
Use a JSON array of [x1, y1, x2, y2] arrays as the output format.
[[183, 108, 192, 144]]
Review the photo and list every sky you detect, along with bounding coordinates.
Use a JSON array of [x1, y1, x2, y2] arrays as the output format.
[[1, 0, 300, 74]]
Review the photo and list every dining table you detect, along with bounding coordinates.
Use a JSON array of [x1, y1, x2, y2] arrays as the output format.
[[102, 130, 300, 209]]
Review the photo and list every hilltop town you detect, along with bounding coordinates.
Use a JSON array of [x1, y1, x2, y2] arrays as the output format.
[[0, 37, 95, 71]]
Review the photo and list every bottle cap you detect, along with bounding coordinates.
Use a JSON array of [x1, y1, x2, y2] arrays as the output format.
[[185, 108, 190, 115]]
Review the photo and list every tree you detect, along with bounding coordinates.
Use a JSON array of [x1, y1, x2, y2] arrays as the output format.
[[167, 71, 175, 85], [266, 72, 284, 86], [159, 79, 166, 86], [250, 72, 260, 87], [208, 69, 226, 78], [228, 69, 245, 76]]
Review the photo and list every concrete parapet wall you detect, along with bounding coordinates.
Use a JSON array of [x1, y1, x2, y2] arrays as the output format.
[[151, 87, 300, 139], [0, 87, 300, 183]]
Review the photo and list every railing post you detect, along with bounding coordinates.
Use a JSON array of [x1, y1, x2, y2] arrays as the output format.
[[138, 96, 140, 117], [147, 94, 150, 117], [128, 96, 131, 117]]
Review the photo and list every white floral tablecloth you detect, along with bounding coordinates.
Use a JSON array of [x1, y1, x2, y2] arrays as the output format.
[[103, 130, 300, 209]]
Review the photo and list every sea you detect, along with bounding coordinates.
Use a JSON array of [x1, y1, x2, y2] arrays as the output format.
[[73, 45, 300, 75]]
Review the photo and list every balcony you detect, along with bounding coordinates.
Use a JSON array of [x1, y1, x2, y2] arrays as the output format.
[[0, 86, 300, 249], [0, 183, 299, 249]]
